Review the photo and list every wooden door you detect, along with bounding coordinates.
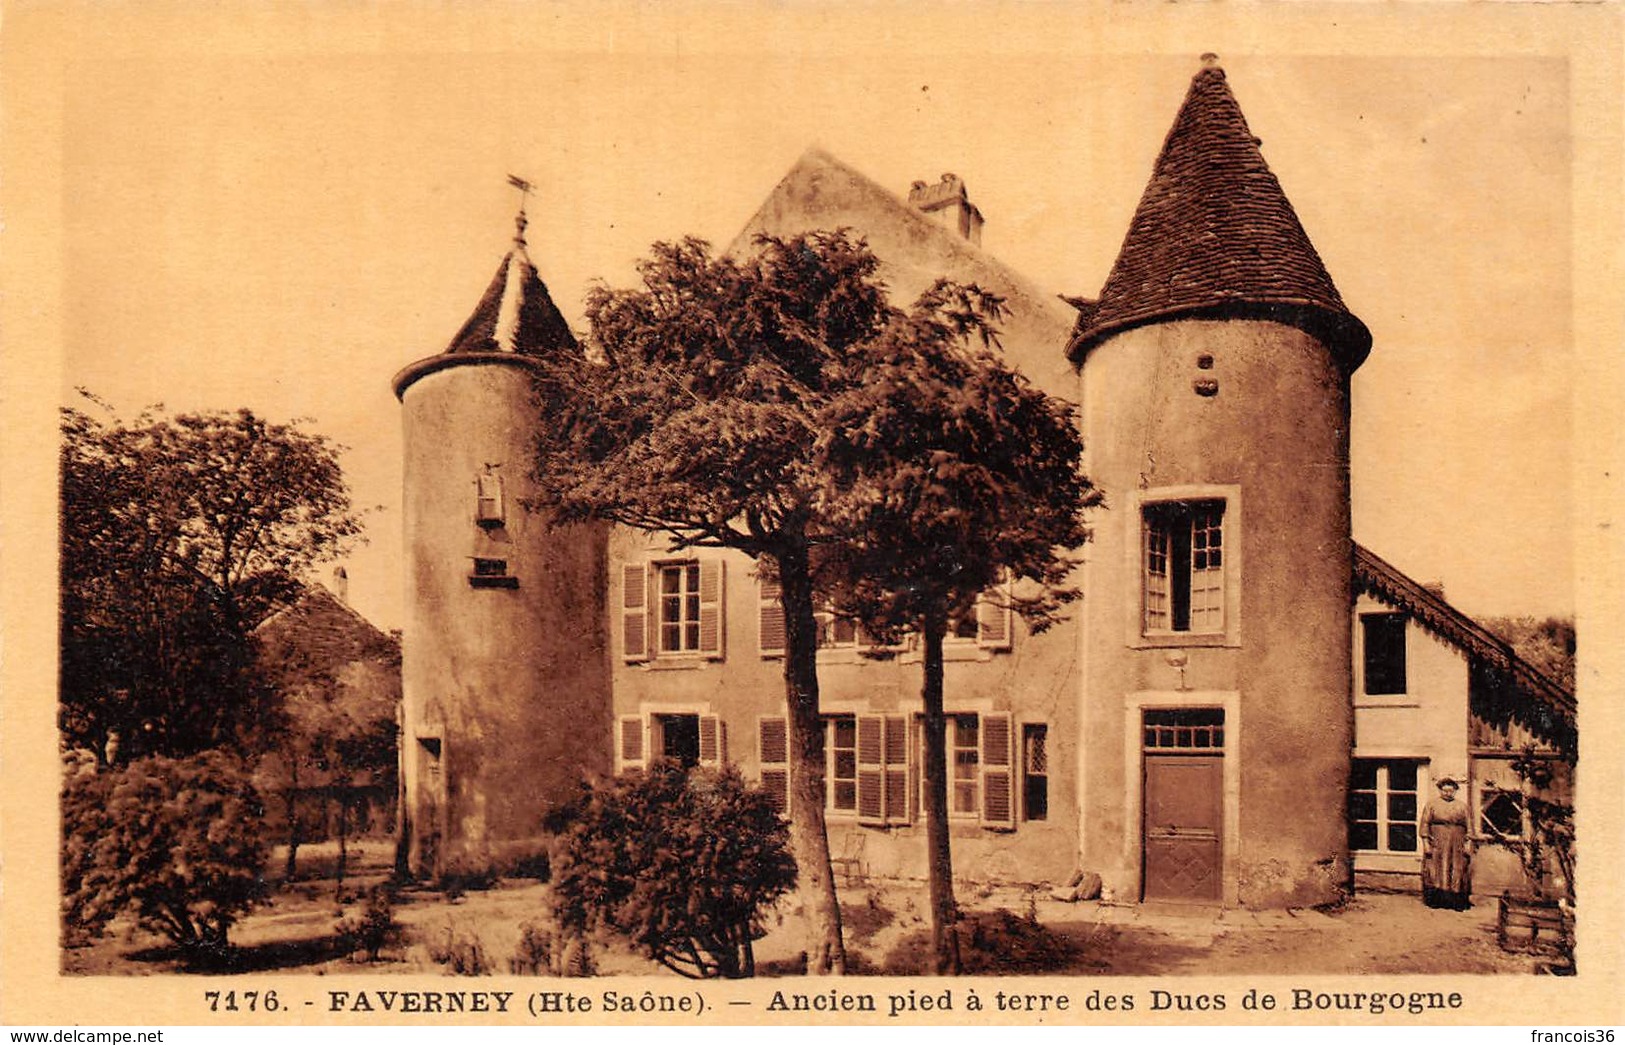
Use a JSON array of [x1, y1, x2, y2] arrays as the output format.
[[1143, 753, 1223, 902]]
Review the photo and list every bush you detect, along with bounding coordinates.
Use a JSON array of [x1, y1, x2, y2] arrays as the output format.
[[335, 884, 400, 962], [62, 751, 269, 954], [509, 917, 595, 977], [427, 922, 492, 975], [545, 760, 797, 978]]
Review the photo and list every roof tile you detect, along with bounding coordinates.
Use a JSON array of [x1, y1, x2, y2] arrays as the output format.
[[1067, 62, 1370, 370]]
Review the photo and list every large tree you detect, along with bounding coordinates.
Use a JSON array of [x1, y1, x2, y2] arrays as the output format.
[[815, 281, 1098, 973], [60, 399, 364, 763], [532, 232, 903, 973]]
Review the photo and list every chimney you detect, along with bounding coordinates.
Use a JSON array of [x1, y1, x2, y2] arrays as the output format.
[[908, 172, 984, 246], [332, 565, 350, 606]]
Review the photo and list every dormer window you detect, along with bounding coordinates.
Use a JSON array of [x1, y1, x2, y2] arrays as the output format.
[[475, 470, 505, 528]]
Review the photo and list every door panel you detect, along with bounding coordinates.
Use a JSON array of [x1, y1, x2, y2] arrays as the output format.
[[1144, 754, 1223, 902]]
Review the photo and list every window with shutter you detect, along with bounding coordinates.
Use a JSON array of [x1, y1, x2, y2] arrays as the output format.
[[950, 714, 980, 816], [855, 715, 886, 825], [883, 715, 911, 825], [827, 716, 857, 813], [698, 560, 724, 658], [758, 716, 789, 815], [980, 711, 1016, 829], [622, 564, 649, 662], [699, 715, 725, 767], [976, 589, 1013, 650], [617, 715, 646, 773], [759, 576, 785, 657]]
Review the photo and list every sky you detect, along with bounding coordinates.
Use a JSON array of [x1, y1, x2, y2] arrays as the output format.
[[34, 5, 1592, 632]]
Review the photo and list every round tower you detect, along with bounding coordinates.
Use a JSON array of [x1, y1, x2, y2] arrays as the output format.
[[1066, 58, 1371, 908], [392, 204, 610, 879]]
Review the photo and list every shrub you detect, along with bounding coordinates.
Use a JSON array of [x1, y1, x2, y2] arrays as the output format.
[[545, 760, 797, 978], [335, 884, 400, 962], [427, 922, 492, 975], [509, 917, 595, 977], [62, 751, 269, 954]]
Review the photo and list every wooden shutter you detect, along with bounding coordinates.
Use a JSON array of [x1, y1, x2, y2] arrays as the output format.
[[617, 715, 646, 773], [758, 716, 789, 815], [980, 711, 1016, 829], [698, 560, 725, 659], [621, 563, 649, 662], [699, 715, 726, 767], [759, 575, 785, 657], [856, 714, 886, 825], [977, 588, 1013, 650], [883, 714, 911, 825]]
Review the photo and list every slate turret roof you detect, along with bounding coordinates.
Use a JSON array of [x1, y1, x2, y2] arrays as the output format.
[[1066, 58, 1371, 372]]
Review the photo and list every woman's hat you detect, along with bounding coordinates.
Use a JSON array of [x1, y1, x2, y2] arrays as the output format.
[[1435, 775, 1461, 788]]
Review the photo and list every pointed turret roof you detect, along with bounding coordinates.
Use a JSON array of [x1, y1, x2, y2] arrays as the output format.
[[444, 212, 576, 356], [1066, 58, 1370, 371], [393, 209, 578, 399]]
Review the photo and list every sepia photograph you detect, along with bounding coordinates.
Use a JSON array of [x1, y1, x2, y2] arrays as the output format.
[[2, 0, 1620, 1031]]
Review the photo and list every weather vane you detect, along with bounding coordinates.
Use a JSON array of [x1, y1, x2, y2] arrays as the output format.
[[507, 174, 534, 245]]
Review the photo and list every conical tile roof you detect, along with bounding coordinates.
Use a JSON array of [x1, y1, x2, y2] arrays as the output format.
[[444, 221, 576, 356], [1066, 60, 1370, 371], [394, 215, 578, 399]]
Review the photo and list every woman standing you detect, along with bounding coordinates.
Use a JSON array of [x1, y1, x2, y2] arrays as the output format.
[[1422, 776, 1473, 909]]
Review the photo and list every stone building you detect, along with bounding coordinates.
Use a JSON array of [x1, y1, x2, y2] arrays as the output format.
[[392, 59, 1574, 904]]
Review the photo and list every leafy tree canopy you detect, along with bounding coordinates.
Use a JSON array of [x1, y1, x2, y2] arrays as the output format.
[[814, 279, 1099, 635], [60, 397, 365, 762], [533, 232, 893, 556]]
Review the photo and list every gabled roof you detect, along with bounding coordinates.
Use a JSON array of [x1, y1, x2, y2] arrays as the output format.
[[733, 147, 1079, 394], [1354, 543, 1575, 750], [1066, 59, 1370, 371]]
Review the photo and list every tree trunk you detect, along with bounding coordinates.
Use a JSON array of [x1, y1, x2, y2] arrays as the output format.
[[335, 785, 350, 900], [921, 616, 961, 974], [283, 755, 301, 881], [776, 545, 847, 975]]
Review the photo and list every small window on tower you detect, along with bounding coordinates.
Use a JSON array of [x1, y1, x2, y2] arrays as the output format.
[[1143, 500, 1225, 634], [475, 470, 505, 528], [469, 557, 518, 589]]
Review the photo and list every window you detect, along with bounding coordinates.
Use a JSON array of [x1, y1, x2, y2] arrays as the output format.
[[468, 557, 517, 589], [1348, 759, 1420, 853], [1143, 708, 1225, 750], [816, 612, 861, 650], [616, 713, 724, 773], [827, 716, 857, 812], [1023, 724, 1048, 821], [622, 561, 724, 662], [654, 714, 701, 768], [474, 470, 504, 528], [951, 714, 980, 816], [1479, 787, 1526, 840], [1362, 613, 1408, 695], [1143, 500, 1225, 633], [659, 562, 703, 653]]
